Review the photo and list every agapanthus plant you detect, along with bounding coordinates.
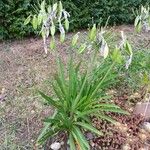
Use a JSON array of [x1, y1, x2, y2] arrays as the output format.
[[134, 5, 150, 32], [24, 1, 133, 149], [24, 1, 70, 54]]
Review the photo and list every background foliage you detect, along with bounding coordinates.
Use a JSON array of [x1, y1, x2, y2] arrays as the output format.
[[0, 0, 150, 40]]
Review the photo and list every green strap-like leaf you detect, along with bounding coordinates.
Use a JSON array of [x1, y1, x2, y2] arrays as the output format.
[[76, 122, 103, 136], [50, 37, 55, 50], [134, 15, 140, 27], [93, 103, 120, 109], [60, 33, 65, 43], [59, 1, 63, 12], [78, 43, 86, 54], [37, 123, 50, 144], [38, 13, 43, 26], [72, 32, 79, 47], [24, 15, 31, 25], [38, 91, 59, 108], [50, 22, 56, 36], [69, 133, 76, 150], [73, 126, 90, 150], [38, 128, 59, 144], [89, 24, 97, 41], [100, 107, 130, 115], [125, 41, 133, 55], [95, 114, 117, 124], [57, 58, 68, 97]]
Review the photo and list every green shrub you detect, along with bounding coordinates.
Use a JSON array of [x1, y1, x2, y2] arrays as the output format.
[[1, 0, 150, 39], [38, 58, 128, 149], [0, 0, 33, 40]]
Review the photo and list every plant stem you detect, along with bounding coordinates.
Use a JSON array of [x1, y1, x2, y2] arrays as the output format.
[[89, 61, 115, 99], [71, 49, 98, 111]]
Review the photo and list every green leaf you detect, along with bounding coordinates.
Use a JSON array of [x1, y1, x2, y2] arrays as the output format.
[[134, 16, 140, 27], [59, 1, 63, 12], [125, 41, 133, 55], [50, 23, 56, 36], [148, 16, 150, 26], [43, 117, 60, 124], [60, 33, 65, 43], [50, 37, 55, 49], [100, 41, 109, 59], [73, 126, 90, 149], [53, 3, 58, 11], [32, 15, 38, 30], [142, 72, 150, 85], [68, 59, 76, 100], [52, 82, 64, 102], [72, 131, 86, 150], [55, 59, 68, 101], [38, 13, 43, 26], [72, 32, 79, 47], [65, 18, 69, 31], [69, 133, 76, 150], [37, 123, 50, 143], [47, 5, 51, 13], [100, 107, 130, 115], [136, 21, 142, 33], [38, 91, 59, 108], [38, 128, 59, 144], [93, 103, 120, 109], [78, 43, 86, 54], [76, 108, 100, 117], [89, 24, 97, 41], [24, 15, 31, 25], [95, 114, 117, 124], [40, 0, 45, 12], [76, 122, 103, 136], [111, 48, 122, 63]]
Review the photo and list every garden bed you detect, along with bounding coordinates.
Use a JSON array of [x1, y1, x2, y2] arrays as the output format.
[[0, 25, 150, 149]]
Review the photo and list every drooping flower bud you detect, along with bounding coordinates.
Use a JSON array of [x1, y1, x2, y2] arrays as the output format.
[[50, 22, 56, 36], [78, 43, 86, 54], [72, 32, 79, 47], [100, 40, 109, 59], [89, 24, 97, 41]]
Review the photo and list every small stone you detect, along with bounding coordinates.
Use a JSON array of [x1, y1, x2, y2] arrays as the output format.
[[139, 147, 149, 150], [138, 133, 147, 141], [86, 132, 94, 140], [122, 144, 131, 150], [50, 142, 61, 150], [90, 141, 95, 147], [60, 141, 64, 145], [142, 122, 150, 133], [31, 110, 35, 114], [133, 102, 150, 119]]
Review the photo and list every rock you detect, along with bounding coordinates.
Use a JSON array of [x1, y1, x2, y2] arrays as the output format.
[[142, 122, 150, 133], [50, 142, 61, 150], [122, 144, 131, 150], [133, 102, 150, 119], [139, 147, 149, 150], [86, 132, 94, 140]]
